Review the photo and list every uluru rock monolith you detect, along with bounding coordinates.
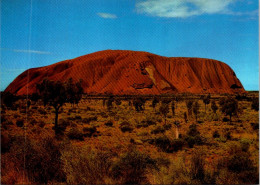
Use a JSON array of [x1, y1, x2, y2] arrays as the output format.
[[5, 50, 245, 95]]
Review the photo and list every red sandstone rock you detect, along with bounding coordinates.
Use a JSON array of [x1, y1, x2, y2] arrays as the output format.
[[5, 50, 245, 95]]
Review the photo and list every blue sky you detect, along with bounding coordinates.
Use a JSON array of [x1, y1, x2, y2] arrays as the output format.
[[1, 0, 259, 91]]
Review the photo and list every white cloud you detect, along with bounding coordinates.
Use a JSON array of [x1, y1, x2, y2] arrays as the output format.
[[1, 48, 51, 55], [97, 12, 117, 19], [136, 0, 236, 18], [13, 49, 51, 54]]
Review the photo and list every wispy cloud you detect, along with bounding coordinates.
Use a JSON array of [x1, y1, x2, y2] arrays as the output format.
[[136, 0, 255, 18], [1, 48, 51, 55], [97, 12, 117, 19]]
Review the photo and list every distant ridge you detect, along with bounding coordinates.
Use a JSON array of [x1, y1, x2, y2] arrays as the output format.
[[5, 50, 246, 95]]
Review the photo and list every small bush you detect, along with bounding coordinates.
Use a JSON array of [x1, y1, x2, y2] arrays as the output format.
[[104, 120, 113, 127], [86, 106, 94, 111], [58, 119, 70, 131], [1, 132, 11, 153], [119, 121, 134, 133], [151, 126, 165, 134], [213, 130, 220, 138], [190, 150, 205, 183], [136, 122, 149, 128], [185, 136, 199, 148], [83, 126, 97, 137], [61, 146, 113, 184], [111, 147, 157, 184], [5, 136, 65, 184], [38, 107, 47, 115], [228, 152, 254, 173], [251, 97, 259, 111], [240, 139, 250, 152], [223, 117, 229, 122], [29, 118, 37, 126], [163, 123, 172, 130], [67, 128, 84, 141], [250, 122, 259, 130], [6, 120, 14, 125], [16, 119, 24, 127], [187, 124, 200, 137], [153, 136, 184, 153], [75, 115, 82, 120], [38, 121, 45, 128], [224, 131, 232, 140], [141, 117, 157, 126], [171, 139, 185, 152], [82, 116, 98, 124]]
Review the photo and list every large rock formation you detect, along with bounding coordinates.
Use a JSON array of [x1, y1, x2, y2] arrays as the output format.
[[5, 50, 245, 95]]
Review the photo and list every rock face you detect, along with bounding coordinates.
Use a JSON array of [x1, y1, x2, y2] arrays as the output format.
[[5, 50, 245, 95]]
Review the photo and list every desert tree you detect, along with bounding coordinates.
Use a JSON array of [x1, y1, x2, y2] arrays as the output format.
[[202, 94, 211, 113], [220, 96, 238, 124], [1, 91, 18, 109], [171, 101, 175, 116], [184, 112, 188, 123], [251, 97, 259, 111], [173, 120, 181, 139], [193, 101, 200, 123], [133, 97, 146, 112], [115, 98, 122, 106], [37, 78, 83, 134], [106, 95, 114, 112], [152, 96, 159, 111], [102, 98, 106, 107], [65, 78, 83, 106], [174, 96, 179, 109], [186, 100, 193, 117], [211, 100, 218, 114], [161, 98, 171, 105], [159, 103, 169, 124], [74, 79, 84, 105]]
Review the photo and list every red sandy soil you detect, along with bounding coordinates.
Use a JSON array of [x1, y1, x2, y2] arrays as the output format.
[[5, 50, 245, 95]]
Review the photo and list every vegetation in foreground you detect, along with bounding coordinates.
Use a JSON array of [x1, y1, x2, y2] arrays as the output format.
[[1, 84, 259, 184]]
